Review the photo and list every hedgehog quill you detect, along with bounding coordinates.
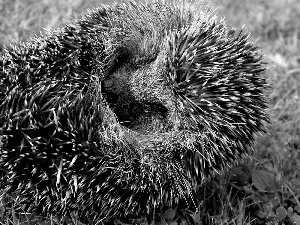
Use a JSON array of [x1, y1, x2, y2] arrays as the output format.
[[0, 0, 269, 221]]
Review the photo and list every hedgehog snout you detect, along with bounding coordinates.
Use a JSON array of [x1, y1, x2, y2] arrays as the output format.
[[102, 59, 180, 134]]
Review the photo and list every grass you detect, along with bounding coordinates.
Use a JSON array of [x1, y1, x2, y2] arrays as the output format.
[[0, 0, 300, 224]]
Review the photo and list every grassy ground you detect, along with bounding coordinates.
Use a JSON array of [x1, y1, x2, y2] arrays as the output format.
[[0, 0, 300, 224]]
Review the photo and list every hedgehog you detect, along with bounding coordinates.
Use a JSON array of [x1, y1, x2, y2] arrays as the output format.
[[0, 0, 270, 222]]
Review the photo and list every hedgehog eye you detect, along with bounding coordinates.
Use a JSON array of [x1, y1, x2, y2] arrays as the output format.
[[105, 48, 131, 76], [132, 54, 157, 68]]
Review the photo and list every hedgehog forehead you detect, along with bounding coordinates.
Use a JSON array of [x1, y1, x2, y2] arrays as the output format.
[[101, 0, 211, 63]]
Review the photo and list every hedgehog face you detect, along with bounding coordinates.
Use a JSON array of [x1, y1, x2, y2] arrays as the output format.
[[0, 0, 269, 220], [102, 53, 177, 134]]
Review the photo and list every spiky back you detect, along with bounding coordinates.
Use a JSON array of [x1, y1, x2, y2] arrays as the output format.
[[0, 0, 269, 221]]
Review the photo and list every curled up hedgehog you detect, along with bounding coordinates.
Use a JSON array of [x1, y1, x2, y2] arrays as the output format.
[[0, 0, 270, 222]]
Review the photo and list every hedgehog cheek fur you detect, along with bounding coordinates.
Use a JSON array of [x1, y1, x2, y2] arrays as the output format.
[[0, 0, 270, 221]]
